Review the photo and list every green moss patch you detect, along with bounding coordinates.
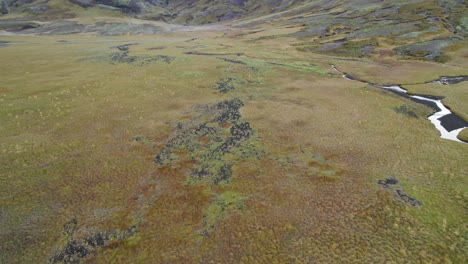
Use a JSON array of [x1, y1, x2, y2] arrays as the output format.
[[214, 77, 248, 93], [203, 191, 246, 231]]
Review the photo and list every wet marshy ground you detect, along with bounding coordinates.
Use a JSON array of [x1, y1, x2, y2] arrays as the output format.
[[0, 26, 467, 263], [331, 65, 468, 143]]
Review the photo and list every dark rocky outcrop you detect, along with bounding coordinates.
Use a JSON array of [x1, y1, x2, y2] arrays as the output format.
[[155, 98, 263, 185], [50, 218, 137, 264], [393, 38, 461, 62], [69, 0, 94, 8], [81, 43, 175, 65], [0, 19, 41, 31], [67, 0, 168, 13], [1, 0, 9, 14]]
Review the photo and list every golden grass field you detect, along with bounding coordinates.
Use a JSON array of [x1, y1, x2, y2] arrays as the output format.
[[1, 19, 467, 263]]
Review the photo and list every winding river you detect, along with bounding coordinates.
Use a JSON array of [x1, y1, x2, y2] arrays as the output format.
[[331, 65, 468, 144]]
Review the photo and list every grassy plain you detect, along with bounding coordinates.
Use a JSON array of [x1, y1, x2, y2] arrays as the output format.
[[0, 20, 467, 263]]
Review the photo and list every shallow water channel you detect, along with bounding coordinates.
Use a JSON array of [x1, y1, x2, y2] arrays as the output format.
[[331, 65, 468, 143]]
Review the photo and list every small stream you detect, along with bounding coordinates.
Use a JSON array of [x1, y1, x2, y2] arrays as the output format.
[[431, 76, 468, 85], [331, 65, 468, 144]]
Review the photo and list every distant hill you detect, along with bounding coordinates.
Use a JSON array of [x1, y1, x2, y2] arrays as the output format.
[[1, 0, 467, 63], [0, 0, 466, 31], [1, 0, 308, 23]]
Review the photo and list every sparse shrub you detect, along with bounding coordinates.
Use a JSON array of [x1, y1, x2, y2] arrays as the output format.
[[318, 170, 339, 181], [393, 105, 418, 119], [203, 191, 246, 230]]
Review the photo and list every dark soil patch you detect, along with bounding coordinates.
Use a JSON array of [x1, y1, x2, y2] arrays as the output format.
[[377, 176, 422, 207]]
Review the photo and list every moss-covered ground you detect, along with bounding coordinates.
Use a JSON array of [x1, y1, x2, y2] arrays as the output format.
[[0, 19, 467, 263]]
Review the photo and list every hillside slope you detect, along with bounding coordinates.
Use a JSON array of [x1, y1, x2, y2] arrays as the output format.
[[1, 0, 465, 28], [1, 0, 466, 63], [2, 0, 306, 22]]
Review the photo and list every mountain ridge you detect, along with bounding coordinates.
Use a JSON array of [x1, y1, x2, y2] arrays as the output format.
[[1, 0, 466, 63], [1, 0, 308, 23]]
